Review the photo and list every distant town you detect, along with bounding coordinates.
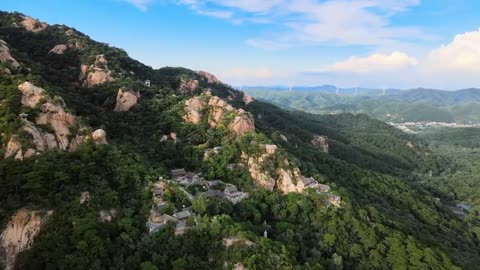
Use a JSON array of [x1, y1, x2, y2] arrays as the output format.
[[390, 121, 480, 133]]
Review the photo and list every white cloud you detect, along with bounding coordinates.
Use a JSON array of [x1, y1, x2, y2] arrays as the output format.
[[422, 28, 480, 73], [125, 0, 153, 11], [302, 28, 480, 89], [175, 0, 423, 49], [125, 0, 424, 49], [196, 9, 233, 18], [325, 51, 418, 73]]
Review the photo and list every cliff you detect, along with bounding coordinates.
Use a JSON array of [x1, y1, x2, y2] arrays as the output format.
[[0, 209, 52, 270], [4, 82, 107, 160]]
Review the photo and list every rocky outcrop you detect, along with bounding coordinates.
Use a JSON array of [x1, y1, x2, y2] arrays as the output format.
[[99, 209, 116, 223], [49, 44, 68, 54], [18, 82, 45, 108], [223, 237, 255, 247], [80, 192, 90, 205], [0, 40, 19, 68], [80, 54, 114, 87], [242, 144, 302, 194], [233, 263, 246, 270], [114, 89, 140, 112], [0, 209, 52, 270], [277, 168, 301, 193], [20, 16, 47, 32], [160, 132, 177, 143], [184, 95, 255, 136], [208, 96, 234, 128], [36, 102, 76, 150], [92, 129, 108, 145], [184, 96, 205, 124], [242, 151, 276, 191], [178, 78, 199, 94], [311, 135, 329, 153], [4, 137, 22, 160], [4, 82, 108, 160], [197, 71, 222, 84], [243, 94, 254, 105], [229, 110, 255, 136]]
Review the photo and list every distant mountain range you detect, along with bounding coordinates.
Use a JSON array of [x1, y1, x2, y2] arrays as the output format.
[[240, 85, 406, 96], [244, 87, 480, 123]]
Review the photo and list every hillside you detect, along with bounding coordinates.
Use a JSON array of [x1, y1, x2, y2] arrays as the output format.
[[0, 11, 479, 270], [245, 89, 480, 123]]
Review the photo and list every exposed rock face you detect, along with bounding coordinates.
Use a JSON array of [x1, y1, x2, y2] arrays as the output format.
[[49, 44, 68, 54], [160, 132, 177, 143], [4, 82, 108, 160], [406, 141, 414, 149], [99, 209, 116, 223], [0, 40, 19, 68], [0, 209, 52, 270], [208, 96, 233, 128], [233, 263, 246, 270], [36, 102, 76, 150], [311, 135, 329, 153], [184, 95, 255, 136], [229, 109, 255, 136], [265, 144, 278, 155], [81, 54, 114, 87], [197, 71, 222, 84], [4, 137, 22, 159], [223, 237, 255, 247], [242, 144, 301, 194], [92, 129, 108, 145], [184, 97, 205, 124], [242, 151, 276, 191], [203, 88, 212, 96], [80, 191, 90, 205], [280, 134, 288, 142], [20, 16, 47, 32], [178, 78, 199, 94], [170, 132, 177, 143], [277, 168, 301, 193], [114, 89, 140, 112], [18, 82, 44, 108], [243, 94, 254, 105]]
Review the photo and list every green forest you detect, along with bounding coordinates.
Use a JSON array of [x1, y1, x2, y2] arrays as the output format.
[[244, 89, 480, 123], [0, 11, 479, 270]]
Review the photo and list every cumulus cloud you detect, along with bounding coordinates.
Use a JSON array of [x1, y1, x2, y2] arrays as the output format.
[[325, 51, 418, 73], [422, 28, 480, 73], [304, 28, 480, 88]]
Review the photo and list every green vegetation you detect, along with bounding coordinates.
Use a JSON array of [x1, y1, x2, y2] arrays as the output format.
[[0, 11, 479, 270], [245, 89, 480, 123]]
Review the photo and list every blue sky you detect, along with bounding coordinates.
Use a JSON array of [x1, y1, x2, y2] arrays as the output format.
[[2, 0, 480, 89]]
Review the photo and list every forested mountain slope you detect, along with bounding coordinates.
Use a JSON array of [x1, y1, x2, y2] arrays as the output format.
[[0, 11, 479, 270], [245, 89, 480, 123]]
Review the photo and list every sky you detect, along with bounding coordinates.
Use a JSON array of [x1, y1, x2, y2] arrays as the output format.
[[2, 0, 480, 89]]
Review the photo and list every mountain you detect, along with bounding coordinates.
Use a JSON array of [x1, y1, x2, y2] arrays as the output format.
[[240, 86, 405, 97], [245, 88, 480, 123], [0, 11, 479, 270]]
